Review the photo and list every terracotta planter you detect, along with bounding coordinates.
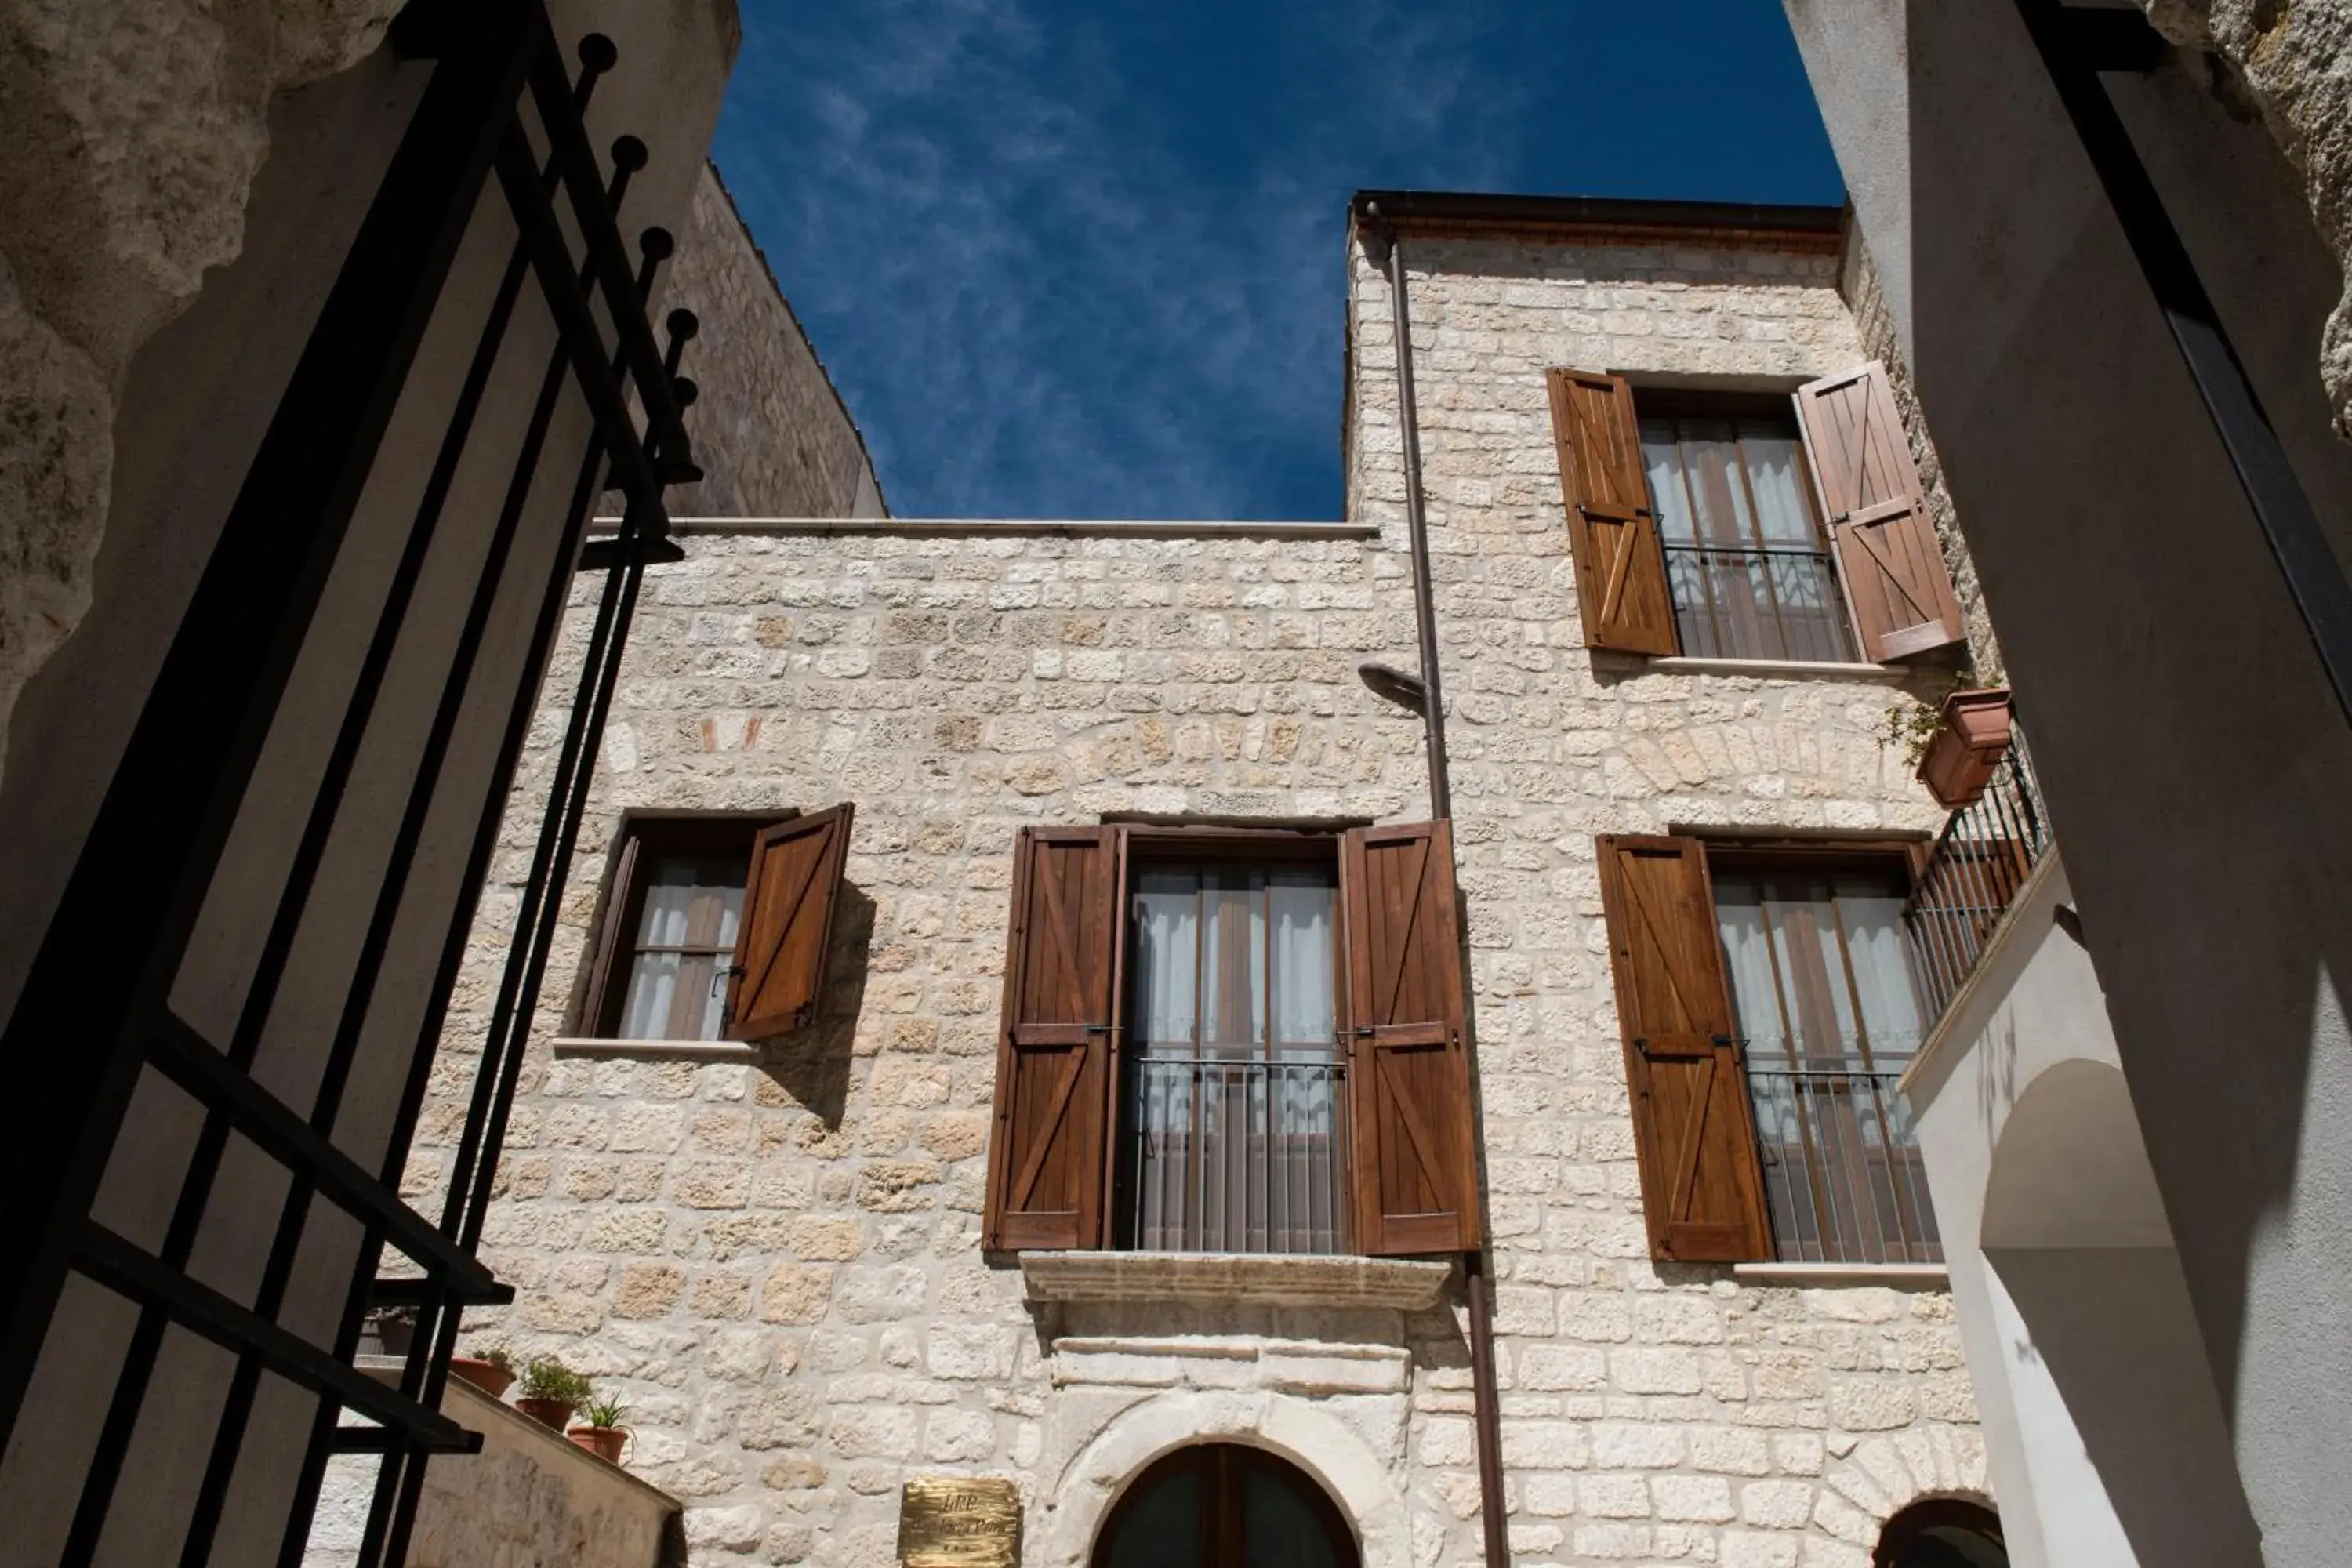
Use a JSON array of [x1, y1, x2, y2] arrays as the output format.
[[516, 1397, 576, 1431], [1916, 688, 2013, 808], [568, 1425, 629, 1465], [448, 1358, 514, 1399]]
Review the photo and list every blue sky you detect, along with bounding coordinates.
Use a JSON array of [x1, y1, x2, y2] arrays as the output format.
[[710, 2, 1841, 520]]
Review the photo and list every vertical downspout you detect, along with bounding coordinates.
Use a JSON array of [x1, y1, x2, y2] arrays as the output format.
[[1364, 201, 1508, 1568]]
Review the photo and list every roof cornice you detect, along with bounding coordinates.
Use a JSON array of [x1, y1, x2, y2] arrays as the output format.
[[1351, 189, 1847, 254]]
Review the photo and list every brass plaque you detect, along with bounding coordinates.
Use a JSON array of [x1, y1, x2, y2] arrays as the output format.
[[898, 1475, 1022, 1568]]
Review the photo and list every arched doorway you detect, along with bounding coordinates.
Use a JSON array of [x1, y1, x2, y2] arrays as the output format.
[[1875, 1499, 2007, 1568], [1091, 1443, 1358, 1568]]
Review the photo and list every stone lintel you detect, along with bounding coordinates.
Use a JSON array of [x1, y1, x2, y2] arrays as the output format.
[[1018, 1250, 1452, 1311]]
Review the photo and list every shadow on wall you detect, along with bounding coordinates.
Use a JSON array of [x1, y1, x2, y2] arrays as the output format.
[[1906, 0, 2352, 1494], [745, 880, 873, 1129], [1981, 1062, 2262, 1567]]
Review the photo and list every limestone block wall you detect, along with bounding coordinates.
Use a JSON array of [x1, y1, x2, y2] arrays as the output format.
[[661, 163, 885, 521], [416, 231, 1988, 1568]]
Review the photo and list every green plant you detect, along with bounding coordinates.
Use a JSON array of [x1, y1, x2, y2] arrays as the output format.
[[1880, 663, 1983, 768], [520, 1357, 592, 1405], [1881, 697, 1945, 769], [481, 1348, 514, 1372], [582, 1395, 630, 1430]]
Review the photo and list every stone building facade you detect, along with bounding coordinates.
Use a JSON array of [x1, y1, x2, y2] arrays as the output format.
[[412, 195, 1995, 1568]]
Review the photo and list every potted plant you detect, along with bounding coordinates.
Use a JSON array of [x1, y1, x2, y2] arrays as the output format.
[[515, 1357, 592, 1432], [448, 1346, 514, 1399], [1914, 688, 2014, 808], [355, 1305, 416, 1361], [568, 1394, 632, 1465]]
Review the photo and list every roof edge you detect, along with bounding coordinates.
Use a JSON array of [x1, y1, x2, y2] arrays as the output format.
[[1351, 189, 1847, 252]]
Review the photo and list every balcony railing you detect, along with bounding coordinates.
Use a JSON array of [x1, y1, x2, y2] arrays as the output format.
[[1664, 543, 1856, 664], [1119, 1056, 1350, 1256], [1903, 726, 2051, 1021], [1748, 1056, 1941, 1265]]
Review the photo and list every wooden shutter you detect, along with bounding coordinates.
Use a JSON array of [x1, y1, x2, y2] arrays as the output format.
[[982, 826, 1122, 1250], [1548, 368, 1679, 655], [724, 804, 855, 1040], [1794, 361, 1965, 662], [1341, 821, 1482, 1255], [1594, 835, 1772, 1263]]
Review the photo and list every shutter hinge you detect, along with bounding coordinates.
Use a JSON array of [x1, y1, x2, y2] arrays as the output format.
[[1352, 1025, 1377, 1038]]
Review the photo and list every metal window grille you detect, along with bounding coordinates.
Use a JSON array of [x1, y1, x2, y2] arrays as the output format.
[[1901, 728, 2053, 1022], [0, 5, 704, 1566]]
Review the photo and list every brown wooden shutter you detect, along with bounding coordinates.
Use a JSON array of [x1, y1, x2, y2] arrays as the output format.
[[1794, 361, 1966, 662], [1341, 821, 1482, 1255], [1594, 834, 1772, 1263], [582, 829, 643, 1035], [1548, 368, 1679, 655], [724, 804, 855, 1040], [982, 826, 1122, 1250]]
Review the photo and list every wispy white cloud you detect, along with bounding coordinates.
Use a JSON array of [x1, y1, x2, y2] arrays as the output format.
[[711, 0, 1836, 519]]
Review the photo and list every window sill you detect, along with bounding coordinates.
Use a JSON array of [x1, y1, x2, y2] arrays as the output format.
[[1646, 656, 1909, 683], [550, 1036, 763, 1062], [1731, 1261, 1950, 1288], [1018, 1250, 1453, 1312]]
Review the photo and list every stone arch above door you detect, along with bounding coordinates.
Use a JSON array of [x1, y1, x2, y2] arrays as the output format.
[[1037, 1388, 1424, 1568]]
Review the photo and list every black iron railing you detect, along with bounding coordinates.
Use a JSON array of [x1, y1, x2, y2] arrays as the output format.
[[1120, 1057, 1351, 1256], [1903, 728, 2051, 1022], [1663, 543, 1856, 663], [1748, 1055, 1940, 1265]]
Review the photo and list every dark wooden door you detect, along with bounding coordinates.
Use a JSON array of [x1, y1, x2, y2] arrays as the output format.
[[1091, 1444, 1358, 1568]]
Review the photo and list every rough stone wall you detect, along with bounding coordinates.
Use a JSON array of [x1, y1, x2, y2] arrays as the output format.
[[419, 235, 1986, 1568], [661, 163, 885, 520], [0, 0, 401, 789], [2140, 0, 2352, 439], [1838, 237, 2006, 688]]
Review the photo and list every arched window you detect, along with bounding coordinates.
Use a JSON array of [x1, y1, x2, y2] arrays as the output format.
[[1875, 1498, 2007, 1568], [1092, 1443, 1358, 1568]]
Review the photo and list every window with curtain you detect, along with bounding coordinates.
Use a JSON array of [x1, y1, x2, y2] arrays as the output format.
[[1120, 858, 1347, 1254], [615, 850, 746, 1041], [1712, 860, 1940, 1263], [1642, 407, 1853, 663]]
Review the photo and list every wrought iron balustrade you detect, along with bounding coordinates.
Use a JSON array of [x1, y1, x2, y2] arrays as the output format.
[[1664, 543, 1855, 663], [1120, 1056, 1351, 1256], [1903, 727, 2051, 1022], [1747, 1054, 1940, 1265]]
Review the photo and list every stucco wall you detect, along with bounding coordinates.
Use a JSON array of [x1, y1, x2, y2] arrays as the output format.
[[1780, 4, 2352, 1559], [415, 233, 1987, 1567], [659, 164, 884, 521], [310, 1376, 684, 1568]]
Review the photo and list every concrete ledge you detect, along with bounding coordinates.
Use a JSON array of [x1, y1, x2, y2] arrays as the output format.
[[1019, 1250, 1451, 1310], [1731, 1261, 1951, 1288], [1646, 655, 1909, 683], [551, 1036, 764, 1062], [592, 516, 1381, 540]]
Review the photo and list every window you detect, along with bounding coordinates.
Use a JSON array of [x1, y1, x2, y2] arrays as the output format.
[[1641, 400, 1852, 662], [1123, 858, 1348, 1254], [981, 822, 1479, 1259], [1713, 858, 1937, 1264], [1092, 1445, 1358, 1568], [1548, 361, 1968, 665], [1594, 834, 1941, 1265], [580, 808, 853, 1044]]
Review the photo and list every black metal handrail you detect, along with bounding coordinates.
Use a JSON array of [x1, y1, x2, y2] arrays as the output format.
[[1903, 727, 2051, 1022], [1661, 542, 1856, 663], [1120, 1055, 1351, 1257], [1745, 1054, 1940, 1265]]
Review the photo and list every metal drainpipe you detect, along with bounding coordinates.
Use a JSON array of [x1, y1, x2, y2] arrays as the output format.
[[1365, 201, 1507, 1568]]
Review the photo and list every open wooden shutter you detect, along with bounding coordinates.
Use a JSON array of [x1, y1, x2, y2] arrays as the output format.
[[1341, 821, 1482, 1255], [725, 804, 854, 1040], [1548, 368, 1679, 655], [1794, 361, 1965, 662], [982, 826, 1122, 1250], [1594, 835, 1771, 1263]]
